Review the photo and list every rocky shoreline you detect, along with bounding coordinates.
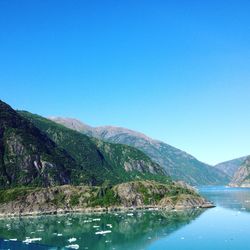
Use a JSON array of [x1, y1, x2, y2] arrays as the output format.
[[0, 181, 215, 218], [0, 202, 215, 218]]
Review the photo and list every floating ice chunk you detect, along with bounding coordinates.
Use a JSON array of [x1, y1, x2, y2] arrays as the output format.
[[68, 238, 77, 243], [23, 237, 42, 244], [95, 230, 112, 235], [65, 244, 80, 249], [84, 220, 92, 223]]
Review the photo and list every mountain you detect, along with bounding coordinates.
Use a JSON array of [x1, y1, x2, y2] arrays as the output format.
[[214, 156, 248, 178], [50, 117, 229, 186], [19, 111, 169, 186], [230, 156, 250, 187], [0, 100, 214, 215], [0, 100, 171, 188], [0, 101, 77, 188]]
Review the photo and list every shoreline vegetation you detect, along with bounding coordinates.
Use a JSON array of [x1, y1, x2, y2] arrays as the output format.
[[0, 180, 214, 218]]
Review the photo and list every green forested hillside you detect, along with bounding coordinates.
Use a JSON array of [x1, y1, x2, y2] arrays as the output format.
[[19, 111, 169, 186]]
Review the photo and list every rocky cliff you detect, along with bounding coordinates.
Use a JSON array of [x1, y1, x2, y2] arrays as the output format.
[[0, 180, 213, 216], [229, 156, 250, 187], [214, 156, 248, 178], [0, 101, 77, 188]]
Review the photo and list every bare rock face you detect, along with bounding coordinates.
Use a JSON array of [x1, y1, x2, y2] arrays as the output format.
[[113, 181, 213, 209], [3, 132, 62, 186], [115, 182, 145, 207], [214, 156, 248, 178], [123, 160, 159, 174], [94, 139, 167, 176], [0, 100, 74, 188], [174, 195, 209, 209], [174, 181, 196, 192], [230, 157, 250, 187]]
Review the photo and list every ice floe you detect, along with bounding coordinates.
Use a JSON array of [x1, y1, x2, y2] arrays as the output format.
[[92, 218, 101, 221], [84, 220, 92, 223], [95, 230, 112, 235], [68, 238, 77, 243], [23, 237, 42, 244], [65, 244, 80, 249]]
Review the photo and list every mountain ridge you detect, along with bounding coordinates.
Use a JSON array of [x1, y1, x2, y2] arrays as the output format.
[[214, 156, 248, 178], [20, 111, 170, 186], [229, 156, 250, 187], [49, 117, 229, 185]]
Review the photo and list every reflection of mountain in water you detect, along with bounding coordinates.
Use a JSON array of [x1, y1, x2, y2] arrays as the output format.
[[0, 209, 204, 250], [199, 186, 250, 212]]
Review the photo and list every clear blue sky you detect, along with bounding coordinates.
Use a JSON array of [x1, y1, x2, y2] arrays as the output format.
[[1, 0, 250, 165]]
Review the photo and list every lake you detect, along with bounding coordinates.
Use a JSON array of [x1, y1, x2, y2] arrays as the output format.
[[0, 186, 250, 250]]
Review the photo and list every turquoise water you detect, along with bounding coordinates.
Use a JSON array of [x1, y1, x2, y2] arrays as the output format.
[[147, 186, 250, 250], [0, 186, 249, 250]]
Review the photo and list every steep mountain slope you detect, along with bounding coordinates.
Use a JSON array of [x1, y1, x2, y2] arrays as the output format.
[[0, 101, 77, 188], [230, 156, 250, 187], [214, 156, 248, 178], [50, 117, 229, 186], [20, 111, 169, 186]]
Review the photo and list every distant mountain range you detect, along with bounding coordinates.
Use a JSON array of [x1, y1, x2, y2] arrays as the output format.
[[214, 156, 248, 178], [49, 117, 229, 186], [228, 156, 250, 187], [213, 155, 250, 187]]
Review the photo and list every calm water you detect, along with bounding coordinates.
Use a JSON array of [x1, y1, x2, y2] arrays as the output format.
[[0, 186, 249, 250]]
